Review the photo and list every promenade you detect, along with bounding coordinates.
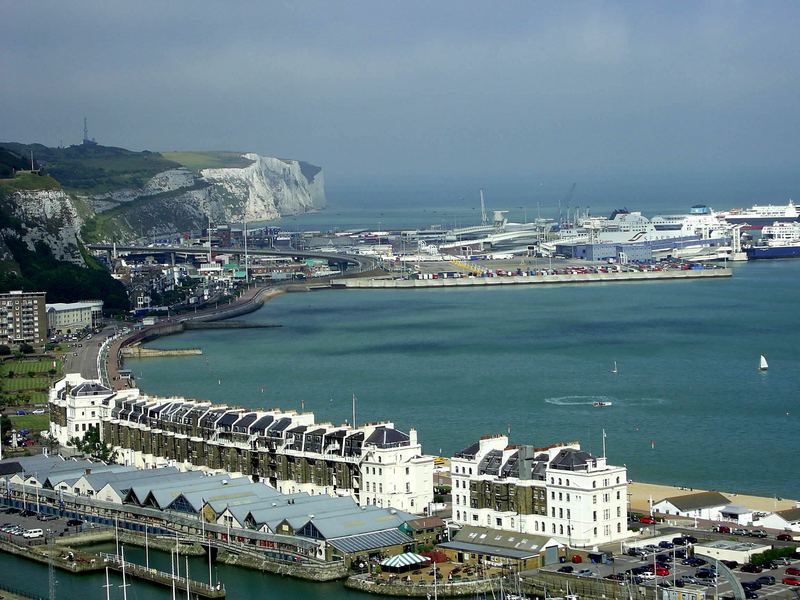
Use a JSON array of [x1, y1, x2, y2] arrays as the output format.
[[628, 481, 797, 513]]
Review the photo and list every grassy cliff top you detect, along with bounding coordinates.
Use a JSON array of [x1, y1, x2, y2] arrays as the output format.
[[161, 151, 254, 172], [0, 142, 180, 194], [0, 172, 61, 193]]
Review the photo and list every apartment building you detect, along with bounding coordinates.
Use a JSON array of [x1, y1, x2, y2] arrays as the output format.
[[46, 300, 103, 335], [0, 290, 46, 345], [450, 434, 628, 547], [49, 376, 434, 515]]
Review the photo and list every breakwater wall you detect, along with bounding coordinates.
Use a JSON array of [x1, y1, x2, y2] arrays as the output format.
[[332, 268, 731, 289], [345, 574, 505, 597], [217, 547, 347, 581], [120, 347, 202, 358]]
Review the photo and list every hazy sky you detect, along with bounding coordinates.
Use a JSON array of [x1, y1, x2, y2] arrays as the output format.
[[3, 1, 799, 198]]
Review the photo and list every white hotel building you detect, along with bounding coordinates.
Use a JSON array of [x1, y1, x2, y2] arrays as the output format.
[[450, 434, 628, 547]]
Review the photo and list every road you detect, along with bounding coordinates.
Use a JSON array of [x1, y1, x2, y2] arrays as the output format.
[[59, 326, 120, 380]]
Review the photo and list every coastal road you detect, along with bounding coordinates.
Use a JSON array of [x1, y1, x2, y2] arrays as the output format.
[[60, 326, 119, 380]]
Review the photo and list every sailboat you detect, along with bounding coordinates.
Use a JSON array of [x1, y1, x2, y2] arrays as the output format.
[[759, 355, 768, 371], [611, 361, 618, 375]]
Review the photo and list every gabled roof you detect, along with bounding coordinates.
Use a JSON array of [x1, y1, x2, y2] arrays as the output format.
[[659, 491, 731, 512], [452, 525, 558, 554], [775, 507, 800, 523], [328, 528, 414, 554]]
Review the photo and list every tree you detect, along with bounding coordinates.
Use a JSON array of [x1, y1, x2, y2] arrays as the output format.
[[0, 345, 10, 356], [67, 425, 118, 463], [19, 343, 34, 354]]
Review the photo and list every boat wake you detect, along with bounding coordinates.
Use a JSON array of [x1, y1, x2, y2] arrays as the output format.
[[544, 395, 616, 406]]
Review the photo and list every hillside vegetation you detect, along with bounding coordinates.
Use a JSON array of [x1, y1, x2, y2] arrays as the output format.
[[161, 150, 254, 172], [0, 142, 180, 194]]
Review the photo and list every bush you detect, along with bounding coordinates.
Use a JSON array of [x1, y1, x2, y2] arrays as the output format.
[[19, 343, 34, 354], [0, 345, 10, 356], [750, 547, 798, 565]]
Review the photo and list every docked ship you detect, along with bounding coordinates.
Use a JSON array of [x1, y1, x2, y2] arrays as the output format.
[[746, 222, 800, 259], [719, 200, 800, 229]]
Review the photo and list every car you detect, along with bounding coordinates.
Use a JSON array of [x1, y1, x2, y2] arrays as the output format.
[[749, 529, 768, 538], [744, 591, 758, 599], [762, 560, 778, 570], [576, 569, 595, 577], [639, 516, 656, 524], [655, 567, 669, 577], [644, 544, 661, 552], [695, 571, 716, 580], [674, 549, 687, 559], [31, 409, 45, 415], [721, 560, 739, 569], [787, 567, 800, 576], [777, 533, 795, 541], [36, 514, 57, 522], [672, 537, 688, 546], [72, 352, 78, 356], [683, 535, 697, 544], [741, 564, 763, 573], [20, 510, 35, 517], [558, 566, 574, 573], [66, 519, 83, 527], [755, 576, 775, 586], [783, 577, 800, 586], [679, 575, 699, 585], [658, 541, 675, 549], [638, 572, 656, 580], [712, 525, 731, 533], [732, 528, 749, 535], [656, 553, 671, 563], [742, 581, 761, 591]]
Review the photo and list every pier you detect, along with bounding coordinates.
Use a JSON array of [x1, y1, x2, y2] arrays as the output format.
[[332, 267, 732, 289], [120, 347, 202, 358], [99, 552, 226, 599]]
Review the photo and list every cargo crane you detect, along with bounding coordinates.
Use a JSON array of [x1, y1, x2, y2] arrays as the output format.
[[558, 182, 577, 227]]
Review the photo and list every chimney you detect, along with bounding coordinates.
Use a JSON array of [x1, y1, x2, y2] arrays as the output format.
[[409, 428, 418, 447]]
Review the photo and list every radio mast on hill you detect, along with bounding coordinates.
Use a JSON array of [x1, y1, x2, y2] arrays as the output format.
[[82, 117, 97, 145]]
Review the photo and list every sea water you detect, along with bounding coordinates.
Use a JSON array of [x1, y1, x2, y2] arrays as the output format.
[[129, 259, 800, 500]]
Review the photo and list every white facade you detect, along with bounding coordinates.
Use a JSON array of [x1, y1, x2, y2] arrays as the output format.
[[756, 508, 800, 533], [48, 373, 137, 446], [450, 435, 628, 548], [652, 492, 731, 521], [46, 300, 103, 335]]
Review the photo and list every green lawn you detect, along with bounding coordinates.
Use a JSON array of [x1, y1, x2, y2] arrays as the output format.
[[0, 172, 61, 192], [161, 151, 254, 172], [0, 359, 59, 376], [9, 414, 49, 431], [1, 377, 51, 391]]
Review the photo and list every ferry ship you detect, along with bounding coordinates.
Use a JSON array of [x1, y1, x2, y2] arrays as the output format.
[[719, 200, 800, 229], [746, 222, 800, 259]]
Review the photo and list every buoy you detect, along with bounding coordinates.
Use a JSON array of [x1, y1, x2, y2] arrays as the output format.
[[650, 440, 656, 449], [218, 379, 221, 385]]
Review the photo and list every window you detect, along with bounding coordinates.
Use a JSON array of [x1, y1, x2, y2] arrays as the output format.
[[567, 509, 571, 519], [379, 483, 383, 493], [616, 490, 620, 500], [406, 482, 410, 493], [593, 527, 597, 536], [593, 495, 597, 504], [558, 492, 562, 501], [552, 524, 556, 533], [566, 493, 570, 502], [559, 524, 564, 534], [551, 491, 555, 500], [472, 514, 478, 522], [456, 510, 460, 520], [592, 481, 596, 488], [559, 508, 563, 518], [617, 523, 621, 533], [379, 468, 382, 475], [558, 478, 562, 485], [616, 476, 620, 484], [593, 511, 597, 521], [496, 518, 502, 526], [534, 521, 539, 531], [551, 507, 556, 517], [510, 518, 515, 528], [616, 507, 621, 517], [565, 479, 570, 486], [405, 467, 409, 475], [469, 468, 473, 475]]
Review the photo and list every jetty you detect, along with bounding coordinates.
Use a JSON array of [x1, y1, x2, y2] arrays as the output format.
[[121, 347, 202, 358], [332, 267, 732, 289], [100, 552, 226, 598]]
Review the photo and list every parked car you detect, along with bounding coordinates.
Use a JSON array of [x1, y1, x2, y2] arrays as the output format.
[[762, 560, 779, 570], [777, 533, 795, 541], [576, 569, 595, 577], [740, 564, 763, 573], [787, 567, 800, 576], [66, 519, 83, 527], [639, 516, 656, 524], [744, 591, 758, 599], [721, 560, 738, 569], [655, 567, 669, 577], [679, 575, 699, 585], [749, 529, 768, 538], [658, 541, 675, 549], [783, 577, 800, 586], [558, 566, 574, 573], [755, 576, 775, 586], [712, 525, 731, 533], [732, 528, 749, 535], [22, 528, 43, 539]]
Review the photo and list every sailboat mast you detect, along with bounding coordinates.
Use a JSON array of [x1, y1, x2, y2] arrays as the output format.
[[352, 393, 356, 428]]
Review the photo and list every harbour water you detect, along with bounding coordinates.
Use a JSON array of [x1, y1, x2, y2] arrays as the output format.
[[129, 259, 800, 500]]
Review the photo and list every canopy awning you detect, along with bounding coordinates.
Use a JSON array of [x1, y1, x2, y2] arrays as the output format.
[[380, 552, 431, 569]]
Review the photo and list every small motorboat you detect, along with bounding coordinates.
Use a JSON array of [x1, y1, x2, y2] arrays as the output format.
[[593, 401, 613, 407]]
